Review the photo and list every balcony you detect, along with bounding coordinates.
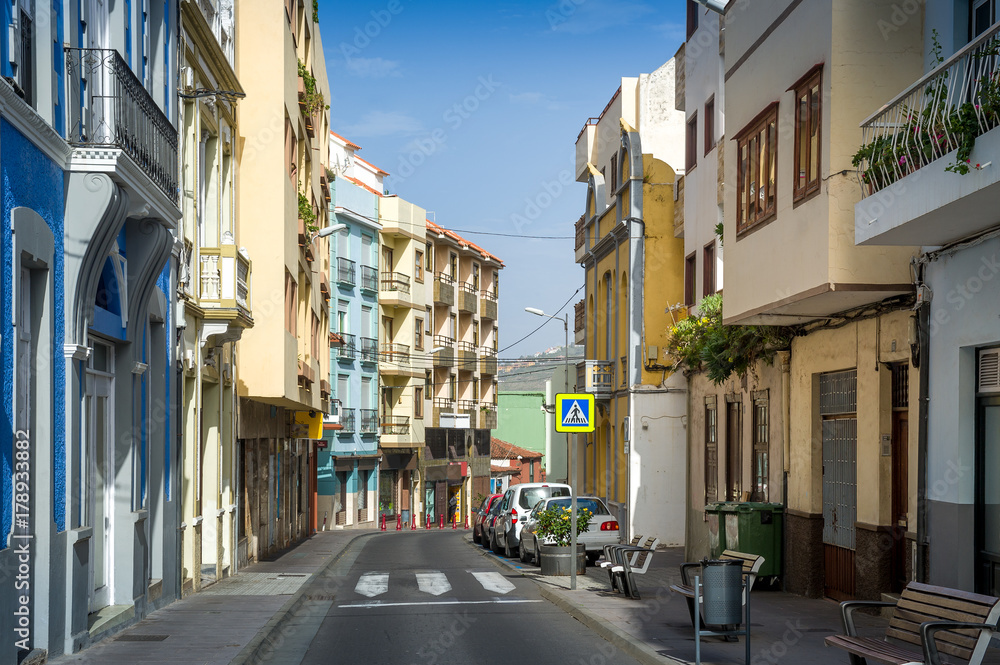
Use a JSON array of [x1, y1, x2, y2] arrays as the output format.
[[381, 415, 410, 435], [340, 408, 356, 433], [380, 342, 420, 377], [360, 337, 378, 363], [457, 341, 477, 371], [337, 257, 356, 286], [457, 399, 479, 428], [297, 359, 314, 387], [380, 271, 413, 307], [479, 289, 498, 320], [576, 359, 614, 400], [458, 283, 478, 314], [434, 273, 456, 306], [574, 299, 585, 345], [297, 216, 308, 246], [320, 172, 331, 201], [856, 23, 1000, 247], [431, 397, 456, 427], [381, 342, 410, 363], [335, 333, 356, 361], [433, 335, 455, 367], [479, 347, 497, 376], [360, 265, 378, 292], [480, 403, 497, 429], [360, 409, 378, 434], [319, 271, 331, 302], [198, 245, 253, 324], [65, 48, 179, 204], [320, 379, 331, 399]]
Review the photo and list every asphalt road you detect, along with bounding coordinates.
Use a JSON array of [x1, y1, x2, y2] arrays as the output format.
[[266, 531, 640, 665]]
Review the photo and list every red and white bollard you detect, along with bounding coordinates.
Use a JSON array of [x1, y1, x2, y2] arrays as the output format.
[[464, 516, 469, 530], [380, 514, 386, 531], [396, 515, 402, 531], [411, 516, 416, 530], [425, 515, 431, 530], [439, 515, 444, 529], [452, 515, 457, 530]]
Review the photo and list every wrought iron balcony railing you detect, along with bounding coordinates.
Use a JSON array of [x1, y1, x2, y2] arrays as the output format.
[[360, 409, 378, 434], [65, 48, 178, 204], [381, 342, 410, 363], [381, 271, 411, 295], [380, 415, 410, 435], [337, 257, 356, 286], [339, 408, 356, 432], [336, 332, 356, 360], [360, 265, 378, 292], [360, 337, 378, 363], [858, 21, 1000, 195]]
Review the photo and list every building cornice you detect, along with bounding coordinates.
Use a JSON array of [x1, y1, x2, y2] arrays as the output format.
[[0, 79, 72, 166], [180, 0, 243, 96]]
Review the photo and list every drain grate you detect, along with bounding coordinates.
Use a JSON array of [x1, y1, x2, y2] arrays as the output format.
[[277, 573, 308, 578], [305, 595, 335, 601], [116, 634, 169, 642]]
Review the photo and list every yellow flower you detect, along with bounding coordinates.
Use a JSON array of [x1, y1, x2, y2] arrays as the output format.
[[562, 516, 569, 521], [701, 317, 709, 323]]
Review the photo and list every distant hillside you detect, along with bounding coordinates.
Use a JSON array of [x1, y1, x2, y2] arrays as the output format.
[[498, 345, 584, 391]]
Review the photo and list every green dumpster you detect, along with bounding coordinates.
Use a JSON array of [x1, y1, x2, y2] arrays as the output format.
[[704, 502, 726, 558], [727, 502, 784, 578]]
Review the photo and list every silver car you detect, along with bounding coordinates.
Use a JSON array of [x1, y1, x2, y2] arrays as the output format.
[[519, 496, 621, 565], [495, 483, 572, 558]]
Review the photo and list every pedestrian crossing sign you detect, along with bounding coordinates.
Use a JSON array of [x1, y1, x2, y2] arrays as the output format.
[[555, 393, 595, 433]]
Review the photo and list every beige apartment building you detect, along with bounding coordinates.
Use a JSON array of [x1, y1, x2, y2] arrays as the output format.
[[721, 0, 921, 600], [422, 221, 502, 525], [235, 0, 332, 561]]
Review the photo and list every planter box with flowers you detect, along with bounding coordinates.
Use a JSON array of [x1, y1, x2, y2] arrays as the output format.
[[534, 504, 592, 576]]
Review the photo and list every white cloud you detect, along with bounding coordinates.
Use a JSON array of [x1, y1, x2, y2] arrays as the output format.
[[344, 56, 402, 79], [342, 111, 423, 138]]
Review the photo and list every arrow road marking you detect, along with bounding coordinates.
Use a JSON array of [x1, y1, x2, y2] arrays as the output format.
[[416, 571, 452, 596], [354, 572, 388, 598], [470, 571, 516, 594]]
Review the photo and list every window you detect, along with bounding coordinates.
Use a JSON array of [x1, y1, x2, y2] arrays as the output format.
[[686, 0, 699, 39], [284, 116, 297, 183], [686, 113, 698, 171], [311, 314, 320, 357], [705, 396, 718, 503], [703, 241, 716, 297], [793, 66, 822, 202], [684, 252, 696, 306], [415, 250, 424, 282], [752, 391, 769, 501], [425, 242, 433, 274], [415, 317, 424, 350], [704, 96, 715, 157], [415, 386, 424, 418], [472, 263, 480, 290], [610, 152, 618, 193], [973, 0, 996, 38], [16, 8, 33, 107], [450, 253, 458, 279], [736, 103, 778, 234], [449, 375, 456, 400], [284, 271, 297, 335]]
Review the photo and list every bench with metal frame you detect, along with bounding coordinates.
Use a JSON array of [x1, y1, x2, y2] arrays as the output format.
[[824, 582, 1000, 665], [603, 537, 660, 599]]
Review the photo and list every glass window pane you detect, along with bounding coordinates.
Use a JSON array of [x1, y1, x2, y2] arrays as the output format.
[[768, 122, 777, 211], [985, 405, 1000, 554], [810, 84, 820, 184], [798, 93, 808, 191]]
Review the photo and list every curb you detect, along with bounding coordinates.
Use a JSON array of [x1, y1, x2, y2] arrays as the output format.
[[228, 531, 379, 665], [463, 533, 687, 665]]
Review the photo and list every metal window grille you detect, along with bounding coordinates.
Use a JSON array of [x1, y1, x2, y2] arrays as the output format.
[[705, 395, 718, 503], [752, 390, 769, 502], [819, 370, 858, 416], [891, 363, 909, 409]]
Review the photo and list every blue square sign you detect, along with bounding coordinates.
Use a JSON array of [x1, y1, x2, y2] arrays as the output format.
[[555, 393, 595, 433]]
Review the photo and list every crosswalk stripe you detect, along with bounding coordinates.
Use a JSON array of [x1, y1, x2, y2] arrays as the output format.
[[354, 572, 388, 598], [339, 599, 543, 609], [470, 571, 516, 594], [415, 571, 451, 596]]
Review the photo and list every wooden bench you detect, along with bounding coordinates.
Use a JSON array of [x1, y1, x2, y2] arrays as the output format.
[[825, 582, 1000, 665], [669, 550, 765, 629], [605, 537, 660, 599]]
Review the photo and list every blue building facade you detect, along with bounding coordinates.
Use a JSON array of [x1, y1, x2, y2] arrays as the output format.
[[0, 0, 180, 660], [318, 172, 381, 528]]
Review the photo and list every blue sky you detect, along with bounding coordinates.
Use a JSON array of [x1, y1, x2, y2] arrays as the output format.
[[319, 0, 687, 358]]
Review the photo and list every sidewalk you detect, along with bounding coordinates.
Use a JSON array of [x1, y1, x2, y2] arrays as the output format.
[[473, 537, 1000, 665], [49, 529, 378, 665]]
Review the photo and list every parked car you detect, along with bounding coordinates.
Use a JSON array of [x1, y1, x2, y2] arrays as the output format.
[[519, 495, 621, 565], [472, 493, 503, 545], [494, 483, 572, 558], [483, 497, 505, 552]]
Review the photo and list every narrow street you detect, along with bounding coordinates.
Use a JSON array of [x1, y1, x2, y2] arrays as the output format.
[[267, 532, 640, 665]]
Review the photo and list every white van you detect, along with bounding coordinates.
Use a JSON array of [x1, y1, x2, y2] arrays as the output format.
[[493, 482, 572, 558]]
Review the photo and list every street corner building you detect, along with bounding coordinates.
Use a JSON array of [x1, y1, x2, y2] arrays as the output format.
[[1, 0, 182, 660], [572, 58, 688, 547]]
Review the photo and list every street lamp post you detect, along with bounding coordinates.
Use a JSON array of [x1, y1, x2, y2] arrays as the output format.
[[525, 306, 577, 590]]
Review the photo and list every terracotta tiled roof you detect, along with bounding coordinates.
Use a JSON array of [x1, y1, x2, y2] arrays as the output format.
[[339, 174, 383, 198], [490, 465, 516, 475], [426, 220, 504, 266], [354, 154, 389, 177], [491, 437, 542, 460], [329, 130, 361, 150]]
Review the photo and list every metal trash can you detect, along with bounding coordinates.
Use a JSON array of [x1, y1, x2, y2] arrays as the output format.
[[701, 559, 744, 625]]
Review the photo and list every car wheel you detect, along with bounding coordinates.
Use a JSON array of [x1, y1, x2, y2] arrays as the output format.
[[490, 530, 501, 554], [532, 538, 540, 565], [504, 533, 514, 558], [472, 527, 480, 544], [519, 540, 528, 563]]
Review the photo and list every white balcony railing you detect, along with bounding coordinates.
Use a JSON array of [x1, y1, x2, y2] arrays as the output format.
[[857, 23, 1000, 195]]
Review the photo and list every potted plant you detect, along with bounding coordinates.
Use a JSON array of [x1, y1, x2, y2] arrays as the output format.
[[534, 505, 592, 576]]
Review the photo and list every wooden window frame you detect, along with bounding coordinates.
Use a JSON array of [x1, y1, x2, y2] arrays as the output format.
[[415, 250, 424, 283], [703, 240, 716, 298], [705, 396, 718, 504], [684, 252, 696, 306], [284, 116, 297, 184], [415, 317, 424, 351], [686, 112, 698, 172], [415, 386, 424, 419], [284, 271, 297, 336], [791, 64, 823, 203], [752, 390, 769, 502], [686, 0, 699, 39], [704, 96, 715, 157], [734, 102, 779, 236]]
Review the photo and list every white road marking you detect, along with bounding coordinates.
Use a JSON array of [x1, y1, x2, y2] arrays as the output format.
[[470, 571, 516, 594], [338, 599, 543, 609], [354, 572, 388, 598], [416, 571, 452, 596]]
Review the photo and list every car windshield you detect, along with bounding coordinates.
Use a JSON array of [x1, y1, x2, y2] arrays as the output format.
[[519, 486, 570, 509], [547, 498, 608, 515]]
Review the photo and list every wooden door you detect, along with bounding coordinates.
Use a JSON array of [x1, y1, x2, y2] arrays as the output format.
[[725, 400, 742, 501]]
